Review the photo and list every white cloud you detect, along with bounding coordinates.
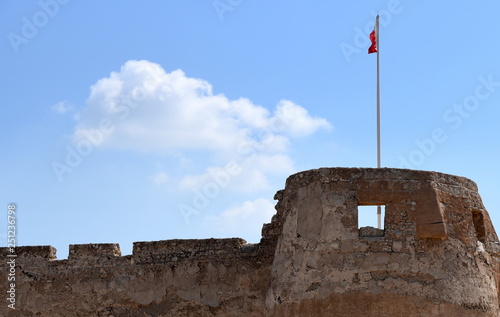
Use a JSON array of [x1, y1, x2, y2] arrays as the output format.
[[204, 198, 276, 241], [69, 60, 331, 192], [72, 60, 331, 152], [179, 153, 294, 194], [51, 101, 74, 114], [274, 100, 332, 137]]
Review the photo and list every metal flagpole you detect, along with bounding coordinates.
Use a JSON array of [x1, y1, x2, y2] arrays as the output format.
[[376, 14, 381, 170], [375, 15, 382, 229]]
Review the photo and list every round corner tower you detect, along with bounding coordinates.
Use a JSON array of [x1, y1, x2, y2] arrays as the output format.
[[266, 167, 500, 316]]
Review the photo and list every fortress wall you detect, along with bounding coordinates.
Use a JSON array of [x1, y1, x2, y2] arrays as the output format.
[[1, 168, 498, 317], [1, 238, 275, 316]]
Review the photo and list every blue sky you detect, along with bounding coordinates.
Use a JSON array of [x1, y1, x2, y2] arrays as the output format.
[[1, 1, 500, 258]]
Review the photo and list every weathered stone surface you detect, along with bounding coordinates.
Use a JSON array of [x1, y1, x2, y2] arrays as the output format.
[[359, 226, 384, 237], [1, 168, 499, 316]]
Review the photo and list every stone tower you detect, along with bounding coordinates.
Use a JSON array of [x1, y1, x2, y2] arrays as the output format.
[[266, 168, 500, 316], [1, 168, 499, 316]]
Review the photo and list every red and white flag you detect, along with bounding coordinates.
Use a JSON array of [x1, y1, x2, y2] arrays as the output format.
[[368, 16, 379, 54]]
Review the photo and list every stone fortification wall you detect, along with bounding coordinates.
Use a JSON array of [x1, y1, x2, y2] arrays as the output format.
[[1, 168, 499, 316], [0, 238, 274, 316]]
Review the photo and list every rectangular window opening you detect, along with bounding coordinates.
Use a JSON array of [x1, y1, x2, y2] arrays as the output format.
[[358, 205, 385, 237]]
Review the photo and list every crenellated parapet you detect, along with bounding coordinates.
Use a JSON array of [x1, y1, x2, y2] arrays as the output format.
[[0, 238, 267, 268]]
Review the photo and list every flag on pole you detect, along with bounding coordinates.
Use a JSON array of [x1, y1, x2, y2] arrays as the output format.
[[369, 15, 382, 228], [368, 27, 377, 54], [368, 15, 381, 169]]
